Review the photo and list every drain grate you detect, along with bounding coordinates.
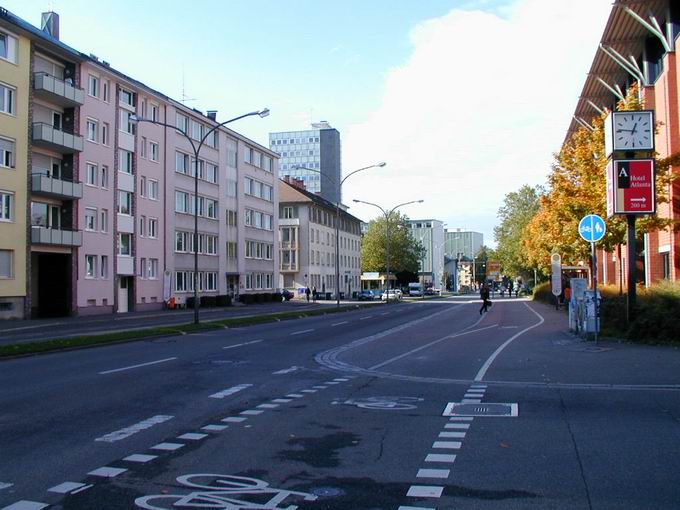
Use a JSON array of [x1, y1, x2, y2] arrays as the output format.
[[443, 402, 518, 417]]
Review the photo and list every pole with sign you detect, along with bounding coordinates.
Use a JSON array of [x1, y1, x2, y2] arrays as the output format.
[[550, 253, 562, 310], [578, 214, 606, 343]]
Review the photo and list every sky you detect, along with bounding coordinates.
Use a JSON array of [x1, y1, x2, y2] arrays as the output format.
[[4, 0, 613, 246]]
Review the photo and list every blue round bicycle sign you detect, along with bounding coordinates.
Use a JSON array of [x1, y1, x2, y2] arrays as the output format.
[[579, 214, 606, 243]]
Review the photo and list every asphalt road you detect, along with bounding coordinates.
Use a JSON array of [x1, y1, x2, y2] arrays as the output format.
[[1, 297, 679, 509]]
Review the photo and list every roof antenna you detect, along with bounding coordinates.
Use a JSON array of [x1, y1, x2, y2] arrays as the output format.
[[180, 67, 196, 104]]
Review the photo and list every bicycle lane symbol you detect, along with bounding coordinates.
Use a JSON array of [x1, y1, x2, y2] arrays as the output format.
[[135, 474, 318, 510], [338, 396, 424, 410]]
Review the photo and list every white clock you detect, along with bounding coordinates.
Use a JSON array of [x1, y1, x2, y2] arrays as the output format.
[[610, 110, 654, 151]]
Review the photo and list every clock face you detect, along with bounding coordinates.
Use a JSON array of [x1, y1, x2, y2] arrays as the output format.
[[613, 112, 653, 150]]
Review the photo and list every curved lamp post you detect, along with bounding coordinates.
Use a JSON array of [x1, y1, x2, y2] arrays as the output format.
[[352, 199, 424, 302], [131, 108, 270, 324], [291, 162, 386, 307]]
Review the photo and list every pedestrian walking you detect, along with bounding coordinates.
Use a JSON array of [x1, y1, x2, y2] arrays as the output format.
[[479, 283, 491, 315], [507, 280, 514, 298], [305, 287, 311, 302], [312, 285, 317, 303]]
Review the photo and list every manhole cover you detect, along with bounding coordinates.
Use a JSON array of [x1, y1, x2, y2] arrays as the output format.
[[443, 402, 518, 417]]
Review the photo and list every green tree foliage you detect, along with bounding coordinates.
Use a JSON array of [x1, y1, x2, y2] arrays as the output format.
[[493, 185, 543, 278], [361, 212, 425, 274]]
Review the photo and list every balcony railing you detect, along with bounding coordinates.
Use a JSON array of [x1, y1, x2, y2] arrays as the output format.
[[33, 72, 84, 107], [280, 263, 298, 272], [32, 123, 83, 154], [30, 172, 82, 200], [31, 225, 82, 247]]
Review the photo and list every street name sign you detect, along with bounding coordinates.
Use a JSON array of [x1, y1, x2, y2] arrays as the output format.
[[606, 159, 655, 216], [578, 214, 606, 243]]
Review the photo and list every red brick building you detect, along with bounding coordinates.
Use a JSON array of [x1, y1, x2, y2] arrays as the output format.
[[569, 0, 680, 286]]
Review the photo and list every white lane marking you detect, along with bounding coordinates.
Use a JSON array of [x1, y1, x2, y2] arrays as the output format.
[[240, 410, 264, 416], [271, 399, 292, 404], [464, 393, 482, 398], [95, 415, 173, 443], [439, 431, 466, 439], [331, 321, 348, 327], [222, 417, 247, 423], [325, 381, 341, 385], [398, 507, 435, 510], [449, 416, 474, 421], [201, 424, 228, 432], [425, 454, 457, 463], [273, 366, 300, 375], [467, 389, 485, 394], [334, 378, 350, 382], [470, 384, 487, 388], [99, 357, 177, 375], [151, 442, 184, 451], [87, 466, 127, 478], [433, 441, 461, 449], [290, 329, 314, 336], [223, 339, 263, 350], [446, 423, 470, 430], [369, 324, 498, 370], [474, 302, 545, 381], [359, 316, 373, 320], [312, 386, 328, 389], [257, 403, 279, 409], [301, 389, 317, 393], [462, 399, 482, 404], [380, 312, 390, 316], [406, 485, 443, 498], [286, 394, 304, 398], [177, 433, 208, 441], [48, 482, 87, 494], [0, 501, 50, 510], [0, 322, 59, 332], [123, 454, 157, 463], [209, 384, 252, 399], [417, 469, 450, 479], [0, 483, 13, 491]]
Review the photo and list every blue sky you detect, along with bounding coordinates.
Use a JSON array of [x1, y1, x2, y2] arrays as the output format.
[[4, 0, 612, 247]]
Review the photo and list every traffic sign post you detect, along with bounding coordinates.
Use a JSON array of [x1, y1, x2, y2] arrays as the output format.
[[550, 253, 562, 310], [578, 214, 606, 343]]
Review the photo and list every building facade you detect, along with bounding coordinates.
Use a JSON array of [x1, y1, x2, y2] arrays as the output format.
[[278, 178, 361, 298], [407, 219, 445, 288], [0, 8, 279, 318], [269, 121, 341, 204], [444, 228, 483, 260]]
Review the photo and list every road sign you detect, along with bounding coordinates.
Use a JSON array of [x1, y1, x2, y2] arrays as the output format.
[[606, 159, 656, 215], [551, 253, 562, 297], [578, 214, 606, 243]]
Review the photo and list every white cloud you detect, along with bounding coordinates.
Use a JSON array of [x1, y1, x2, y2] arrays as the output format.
[[343, 0, 612, 246]]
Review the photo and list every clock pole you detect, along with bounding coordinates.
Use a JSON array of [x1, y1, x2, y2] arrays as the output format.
[[626, 214, 636, 323]]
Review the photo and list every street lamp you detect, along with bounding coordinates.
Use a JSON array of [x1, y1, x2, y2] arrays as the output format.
[[291, 162, 386, 307], [352, 199, 424, 302], [131, 108, 270, 324]]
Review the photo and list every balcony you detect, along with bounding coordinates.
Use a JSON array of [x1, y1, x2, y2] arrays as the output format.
[[280, 264, 298, 273], [30, 172, 82, 200], [31, 226, 82, 247], [33, 72, 84, 107], [32, 123, 83, 154]]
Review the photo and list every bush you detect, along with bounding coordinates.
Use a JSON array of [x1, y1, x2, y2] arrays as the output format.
[[200, 296, 217, 308], [216, 295, 232, 307], [531, 281, 556, 305], [272, 292, 282, 302], [186, 296, 196, 309]]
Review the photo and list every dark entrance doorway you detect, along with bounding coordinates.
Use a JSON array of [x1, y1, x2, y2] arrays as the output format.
[[31, 252, 72, 317]]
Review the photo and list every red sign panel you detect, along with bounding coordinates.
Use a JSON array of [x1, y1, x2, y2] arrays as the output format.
[[608, 159, 656, 215]]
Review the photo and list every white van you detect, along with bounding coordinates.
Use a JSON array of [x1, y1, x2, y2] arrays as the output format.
[[408, 282, 423, 296]]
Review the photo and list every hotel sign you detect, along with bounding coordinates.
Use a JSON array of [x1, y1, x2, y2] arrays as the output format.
[[606, 159, 655, 216]]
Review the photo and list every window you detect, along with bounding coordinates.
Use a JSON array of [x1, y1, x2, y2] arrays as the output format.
[[139, 99, 146, 119], [254, 151, 262, 168], [149, 258, 158, 279], [206, 198, 217, 219], [244, 147, 252, 164], [84, 208, 97, 231], [0, 249, 13, 278], [191, 121, 202, 141], [86, 163, 97, 186], [121, 110, 135, 134], [88, 75, 98, 97], [0, 84, 15, 115], [226, 209, 237, 226], [175, 231, 187, 252], [0, 191, 13, 221], [175, 151, 189, 174], [175, 191, 189, 213], [140, 137, 147, 158], [0, 138, 14, 168], [140, 176, 146, 197], [205, 272, 217, 291], [662, 252, 671, 280], [100, 255, 108, 278], [175, 271, 187, 292], [101, 165, 109, 188], [102, 80, 109, 102], [119, 149, 133, 174], [100, 209, 108, 233], [206, 163, 217, 183], [118, 233, 132, 255], [148, 218, 158, 238], [148, 179, 158, 200], [139, 257, 146, 278], [120, 89, 135, 107], [226, 179, 237, 197], [85, 255, 97, 278], [139, 215, 146, 237], [102, 122, 109, 145], [150, 142, 159, 162], [150, 104, 158, 122], [263, 156, 272, 172], [0, 32, 18, 64], [226, 241, 237, 258], [283, 206, 294, 219], [176, 113, 188, 133], [206, 130, 218, 148], [118, 191, 132, 215]]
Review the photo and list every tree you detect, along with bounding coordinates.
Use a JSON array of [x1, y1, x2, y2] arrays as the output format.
[[493, 185, 543, 279], [473, 245, 497, 283], [361, 212, 425, 275]]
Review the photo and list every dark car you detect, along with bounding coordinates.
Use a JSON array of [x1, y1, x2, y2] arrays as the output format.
[[280, 289, 294, 301], [358, 290, 374, 301]]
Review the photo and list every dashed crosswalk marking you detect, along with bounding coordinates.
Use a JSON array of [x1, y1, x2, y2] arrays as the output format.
[[94, 415, 173, 443], [398, 507, 435, 510], [462, 398, 482, 403], [406, 485, 444, 498], [151, 442, 184, 451], [201, 424, 229, 432], [439, 431, 466, 439], [301, 389, 317, 393], [286, 394, 304, 398], [222, 417, 247, 423], [446, 423, 470, 429], [48, 482, 88, 494], [433, 441, 461, 449], [209, 384, 252, 399], [416, 468, 450, 479], [123, 454, 157, 463], [271, 399, 292, 403], [0, 501, 50, 510], [257, 403, 279, 409], [449, 416, 474, 421], [240, 410, 264, 416], [333, 378, 350, 382], [177, 433, 208, 441], [425, 453, 456, 463], [87, 466, 127, 478]]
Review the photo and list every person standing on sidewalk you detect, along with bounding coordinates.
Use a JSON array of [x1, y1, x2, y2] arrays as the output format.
[[507, 280, 514, 298], [305, 287, 311, 302], [479, 283, 491, 315]]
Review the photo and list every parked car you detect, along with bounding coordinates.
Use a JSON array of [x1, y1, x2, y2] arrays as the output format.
[[358, 290, 374, 301], [381, 289, 403, 302], [424, 287, 435, 296], [280, 289, 294, 301]]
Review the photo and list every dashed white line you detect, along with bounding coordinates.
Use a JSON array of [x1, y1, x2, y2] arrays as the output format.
[[433, 441, 461, 449], [425, 453, 456, 463], [223, 339, 263, 350], [286, 394, 304, 398], [257, 403, 279, 409], [301, 389, 317, 393], [0, 483, 13, 491], [240, 410, 264, 416], [99, 357, 177, 375], [177, 433, 208, 441], [222, 417, 247, 423], [399, 507, 435, 510], [380, 312, 390, 316], [462, 399, 482, 404], [201, 424, 229, 432], [439, 431, 466, 439], [123, 454, 157, 463], [290, 329, 314, 336], [334, 378, 350, 382], [359, 316, 373, 320], [151, 442, 184, 451], [331, 321, 348, 327], [445, 423, 470, 429], [87, 466, 127, 478], [449, 416, 474, 421], [95, 415, 174, 443], [416, 469, 450, 479], [273, 366, 299, 375], [48, 482, 87, 494], [312, 386, 328, 389], [0, 501, 50, 510], [406, 485, 443, 498], [209, 384, 252, 399]]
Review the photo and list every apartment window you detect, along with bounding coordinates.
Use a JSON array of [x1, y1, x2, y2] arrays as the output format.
[[150, 104, 158, 122], [84, 207, 97, 231], [86, 163, 97, 186], [263, 156, 272, 172], [140, 137, 147, 158], [254, 151, 262, 168], [140, 176, 146, 197], [244, 147, 252, 164], [226, 179, 237, 197], [206, 272, 217, 291], [0, 84, 15, 115], [118, 233, 132, 255], [175, 231, 187, 252], [140, 99, 146, 119], [148, 258, 158, 279], [119, 149, 133, 174], [139, 215, 146, 237], [226, 241, 237, 258], [176, 113, 188, 133], [226, 209, 237, 226], [0, 138, 14, 168], [206, 130, 218, 148], [150, 142, 159, 162], [102, 122, 109, 145], [101, 165, 109, 188], [118, 191, 132, 215], [227, 148, 237, 167], [139, 257, 147, 278], [0, 249, 13, 278], [191, 121, 202, 141], [662, 252, 671, 280], [206, 198, 217, 219], [121, 110, 135, 134], [0, 32, 18, 64], [102, 81, 109, 102], [120, 89, 135, 107], [175, 151, 189, 174], [100, 209, 108, 233], [148, 218, 158, 238], [85, 255, 97, 278], [100, 255, 108, 278], [148, 179, 158, 200], [206, 163, 217, 183], [175, 191, 189, 213], [1, 191, 13, 221], [88, 75, 99, 97], [175, 271, 187, 292], [282, 206, 293, 219]]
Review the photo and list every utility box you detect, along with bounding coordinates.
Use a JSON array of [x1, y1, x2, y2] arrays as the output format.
[[584, 289, 601, 335]]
